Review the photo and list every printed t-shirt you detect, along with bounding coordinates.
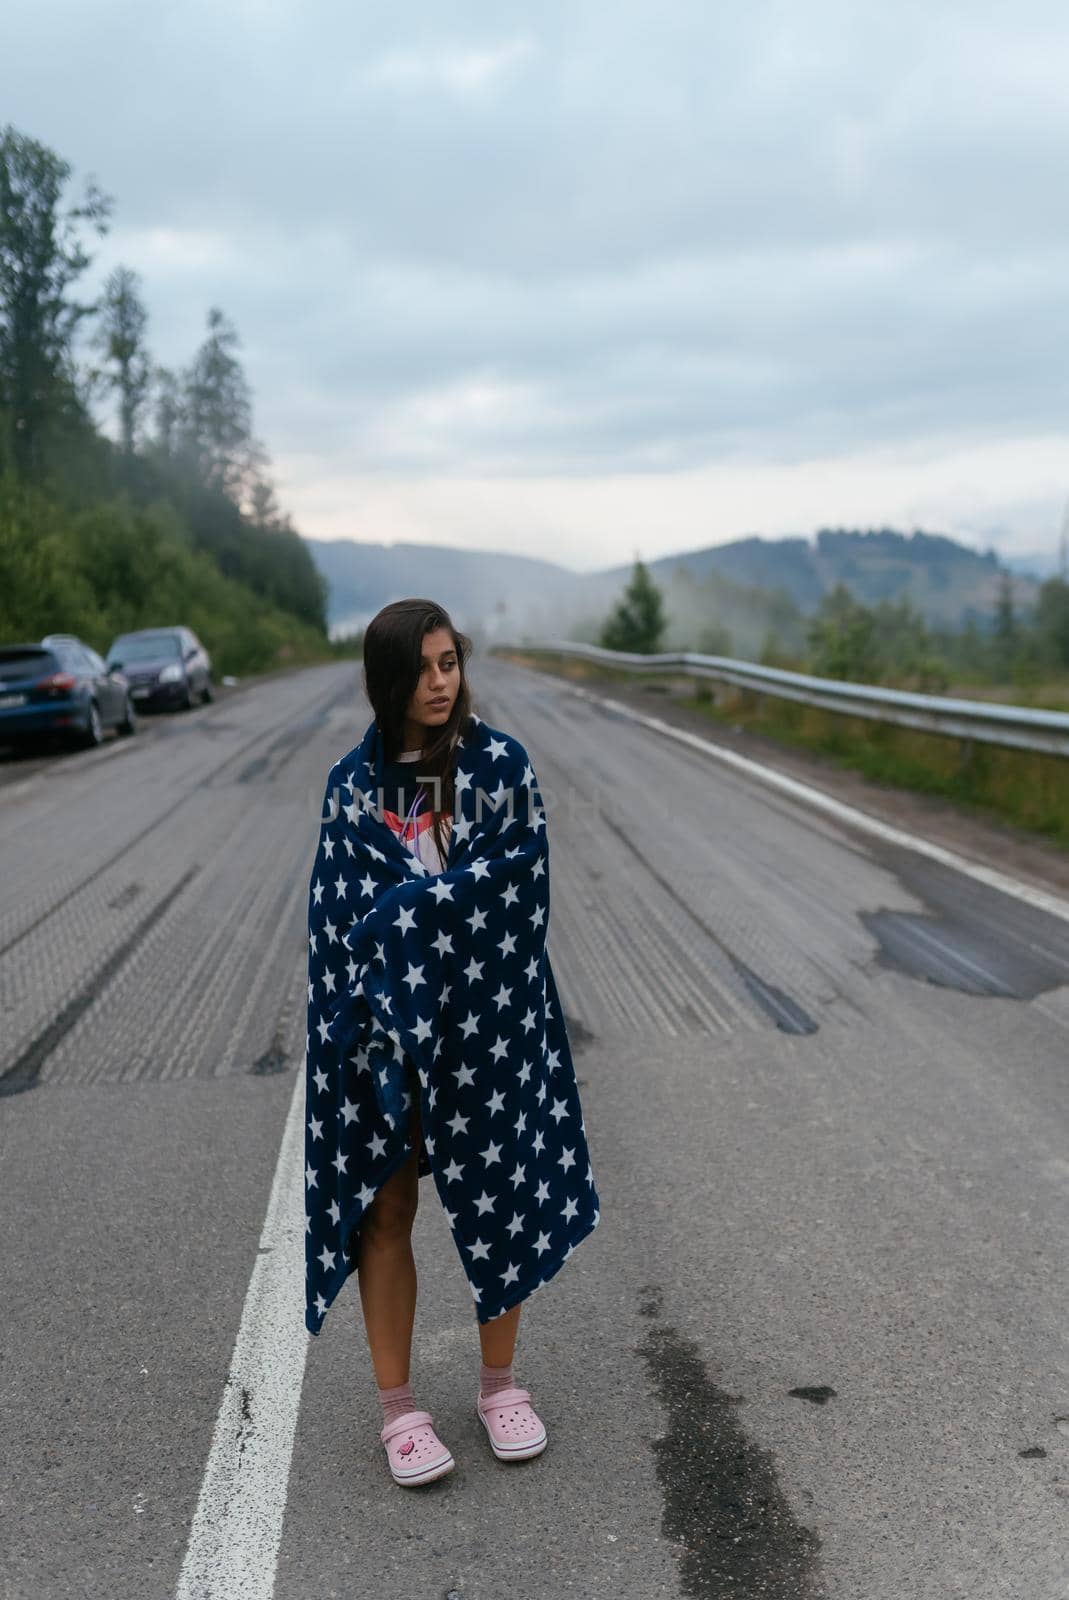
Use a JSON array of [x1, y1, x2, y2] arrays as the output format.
[[377, 747, 453, 875]]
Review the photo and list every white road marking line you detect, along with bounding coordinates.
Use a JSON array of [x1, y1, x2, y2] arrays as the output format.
[[567, 684, 1069, 929], [175, 1066, 309, 1600]]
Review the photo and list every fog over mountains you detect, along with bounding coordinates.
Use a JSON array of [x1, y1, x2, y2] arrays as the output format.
[[305, 528, 1046, 659]]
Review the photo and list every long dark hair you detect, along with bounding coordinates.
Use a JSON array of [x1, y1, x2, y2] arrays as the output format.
[[362, 598, 475, 866]]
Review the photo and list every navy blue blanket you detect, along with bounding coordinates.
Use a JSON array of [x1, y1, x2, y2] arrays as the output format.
[[304, 712, 600, 1333]]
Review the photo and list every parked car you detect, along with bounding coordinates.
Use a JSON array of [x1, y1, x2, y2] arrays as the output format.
[[0, 634, 137, 750], [106, 626, 214, 712]]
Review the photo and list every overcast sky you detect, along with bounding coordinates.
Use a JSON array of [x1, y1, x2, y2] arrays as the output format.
[[5, 1, 1069, 567]]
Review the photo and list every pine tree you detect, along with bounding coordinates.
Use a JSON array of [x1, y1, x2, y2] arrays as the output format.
[[600, 558, 667, 653], [92, 265, 151, 455], [179, 306, 264, 502], [0, 123, 111, 475]]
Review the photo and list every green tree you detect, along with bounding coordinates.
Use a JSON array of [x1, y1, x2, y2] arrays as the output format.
[[179, 306, 263, 501], [1035, 576, 1069, 669], [92, 264, 151, 455], [806, 582, 881, 681], [600, 558, 666, 653], [994, 570, 1016, 643], [151, 364, 183, 456], [0, 123, 111, 476], [248, 475, 280, 528], [992, 570, 1019, 677]]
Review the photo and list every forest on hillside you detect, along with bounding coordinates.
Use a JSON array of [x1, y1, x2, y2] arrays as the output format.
[[601, 555, 1069, 702], [0, 123, 335, 674]]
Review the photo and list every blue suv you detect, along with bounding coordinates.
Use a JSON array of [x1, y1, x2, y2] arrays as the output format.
[[0, 634, 137, 750]]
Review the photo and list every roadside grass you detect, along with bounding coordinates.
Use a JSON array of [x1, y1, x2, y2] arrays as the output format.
[[497, 648, 1069, 851], [944, 679, 1069, 714]]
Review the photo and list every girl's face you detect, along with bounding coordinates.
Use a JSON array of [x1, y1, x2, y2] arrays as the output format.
[[403, 626, 460, 741]]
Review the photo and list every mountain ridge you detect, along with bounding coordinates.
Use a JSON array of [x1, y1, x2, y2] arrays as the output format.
[[305, 527, 1044, 656]]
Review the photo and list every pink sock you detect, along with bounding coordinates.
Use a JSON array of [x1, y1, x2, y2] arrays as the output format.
[[480, 1360, 514, 1399], [378, 1379, 416, 1426]]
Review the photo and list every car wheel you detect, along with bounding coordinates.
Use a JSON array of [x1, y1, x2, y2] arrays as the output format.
[[81, 700, 104, 748], [201, 677, 214, 704], [180, 681, 194, 711], [118, 695, 138, 736]]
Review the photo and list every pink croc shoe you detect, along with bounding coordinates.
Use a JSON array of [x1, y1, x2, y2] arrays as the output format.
[[380, 1410, 455, 1486], [476, 1385, 548, 1461]]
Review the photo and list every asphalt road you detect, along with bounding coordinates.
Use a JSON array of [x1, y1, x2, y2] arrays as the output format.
[[2, 654, 1067, 1600]]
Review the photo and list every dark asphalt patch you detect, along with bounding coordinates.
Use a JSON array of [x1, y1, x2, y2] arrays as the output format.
[[636, 1282, 825, 1600], [251, 1034, 292, 1075], [563, 1011, 596, 1053], [861, 909, 1043, 996], [734, 961, 820, 1034], [106, 881, 144, 910], [857, 839, 1069, 999], [239, 1385, 253, 1458], [788, 1385, 837, 1406], [249, 952, 306, 1077]]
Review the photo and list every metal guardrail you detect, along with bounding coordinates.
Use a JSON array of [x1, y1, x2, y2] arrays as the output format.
[[498, 639, 1069, 759]]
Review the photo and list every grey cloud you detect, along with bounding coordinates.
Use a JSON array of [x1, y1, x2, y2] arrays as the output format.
[[4, 0, 1069, 506]]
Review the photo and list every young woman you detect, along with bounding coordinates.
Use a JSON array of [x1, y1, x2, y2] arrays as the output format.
[[316, 596, 599, 1486]]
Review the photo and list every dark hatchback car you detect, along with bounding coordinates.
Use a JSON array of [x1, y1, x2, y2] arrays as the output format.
[[107, 626, 214, 711], [0, 634, 136, 749]]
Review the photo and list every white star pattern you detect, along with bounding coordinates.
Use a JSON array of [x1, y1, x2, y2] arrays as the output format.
[[303, 717, 599, 1335]]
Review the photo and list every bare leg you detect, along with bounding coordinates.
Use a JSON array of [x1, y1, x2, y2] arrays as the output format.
[[355, 1091, 422, 1390], [478, 1301, 522, 1368]]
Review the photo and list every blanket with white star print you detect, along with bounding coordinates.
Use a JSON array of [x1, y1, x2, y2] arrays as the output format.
[[304, 711, 600, 1333]]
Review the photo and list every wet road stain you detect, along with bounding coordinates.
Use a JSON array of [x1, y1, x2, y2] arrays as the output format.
[[563, 1011, 596, 1054], [734, 960, 820, 1034], [251, 1030, 291, 1075], [106, 881, 143, 910], [858, 839, 1069, 999], [237, 1385, 253, 1457], [860, 906, 1061, 997], [788, 1385, 837, 1406], [250, 969, 304, 1077], [636, 1282, 825, 1599]]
